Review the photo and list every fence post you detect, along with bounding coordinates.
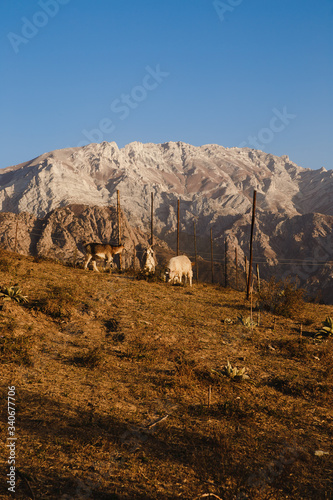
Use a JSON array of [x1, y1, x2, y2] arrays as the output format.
[[14, 219, 18, 253], [235, 247, 238, 290], [177, 199, 180, 256], [245, 256, 248, 290], [193, 220, 198, 283], [225, 238, 228, 287], [117, 190, 122, 270], [133, 244, 136, 270], [246, 190, 257, 300], [256, 263, 261, 292], [151, 192, 154, 246], [210, 228, 214, 283]]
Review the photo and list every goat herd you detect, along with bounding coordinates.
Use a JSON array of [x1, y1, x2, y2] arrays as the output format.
[[83, 243, 193, 286]]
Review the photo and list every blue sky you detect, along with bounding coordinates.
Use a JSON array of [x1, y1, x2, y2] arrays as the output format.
[[1, 0, 332, 170]]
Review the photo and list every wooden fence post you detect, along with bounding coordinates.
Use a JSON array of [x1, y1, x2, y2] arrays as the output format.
[[210, 228, 214, 283], [225, 238, 228, 287], [246, 190, 257, 300], [117, 190, 122, 270], [256, 264, 261, 292], [235, 247, 238, 290], [245, 256, 248, 290], [14, 219, 18, 253], [177, 199, 180, 256], [133, 244, 136, 270], [193, 220, 198, 283], [151, 192, 154, 246]]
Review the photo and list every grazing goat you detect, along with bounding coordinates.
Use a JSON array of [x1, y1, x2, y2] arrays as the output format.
[[165, 255, 193, 286], [83, 243, 124, 272], [142, 245, 156, 274]]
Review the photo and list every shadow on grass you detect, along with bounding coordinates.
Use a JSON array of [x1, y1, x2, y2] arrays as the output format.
[[3, 387, 322, 500], [4, 389, 179, 499]]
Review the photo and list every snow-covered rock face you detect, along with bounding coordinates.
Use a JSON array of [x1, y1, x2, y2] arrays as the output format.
[[1, 140, 332, 229]]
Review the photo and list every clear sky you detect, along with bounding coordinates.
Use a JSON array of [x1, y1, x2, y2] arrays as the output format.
[[1, 0, 332, 170]]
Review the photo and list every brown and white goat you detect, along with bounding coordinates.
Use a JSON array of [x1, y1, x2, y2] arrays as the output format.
[[83, 243, 124, 272]]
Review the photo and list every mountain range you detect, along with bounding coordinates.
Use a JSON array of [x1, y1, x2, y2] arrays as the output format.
[[0, 141, 332, 301]]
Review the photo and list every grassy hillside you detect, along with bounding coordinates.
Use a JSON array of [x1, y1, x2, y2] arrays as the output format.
[[0, 249, 332, 500]]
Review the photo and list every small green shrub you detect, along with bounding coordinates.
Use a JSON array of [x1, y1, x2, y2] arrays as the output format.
[[237, 314, 256, 328], [0, 285, 28, 303], [315, 317, 333, 339], [212, 360, 249, 380]]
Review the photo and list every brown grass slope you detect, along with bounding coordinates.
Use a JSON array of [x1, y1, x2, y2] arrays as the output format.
[[0, 249, 332, 500]]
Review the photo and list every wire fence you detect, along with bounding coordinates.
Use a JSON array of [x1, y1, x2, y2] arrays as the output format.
[[1, 199, 332, 294], [1, 224, 333, 267]]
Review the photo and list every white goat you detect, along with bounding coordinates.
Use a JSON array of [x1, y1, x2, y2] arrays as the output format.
[[83, 243, 124, 272], [142, 245, 156, 273], [165, 255, 193, 286]]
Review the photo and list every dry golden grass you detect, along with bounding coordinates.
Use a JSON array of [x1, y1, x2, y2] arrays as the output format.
[[0, 248, 332, 499]]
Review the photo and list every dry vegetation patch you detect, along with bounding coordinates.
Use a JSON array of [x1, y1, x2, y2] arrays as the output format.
[[0, 249, 332, 499]]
